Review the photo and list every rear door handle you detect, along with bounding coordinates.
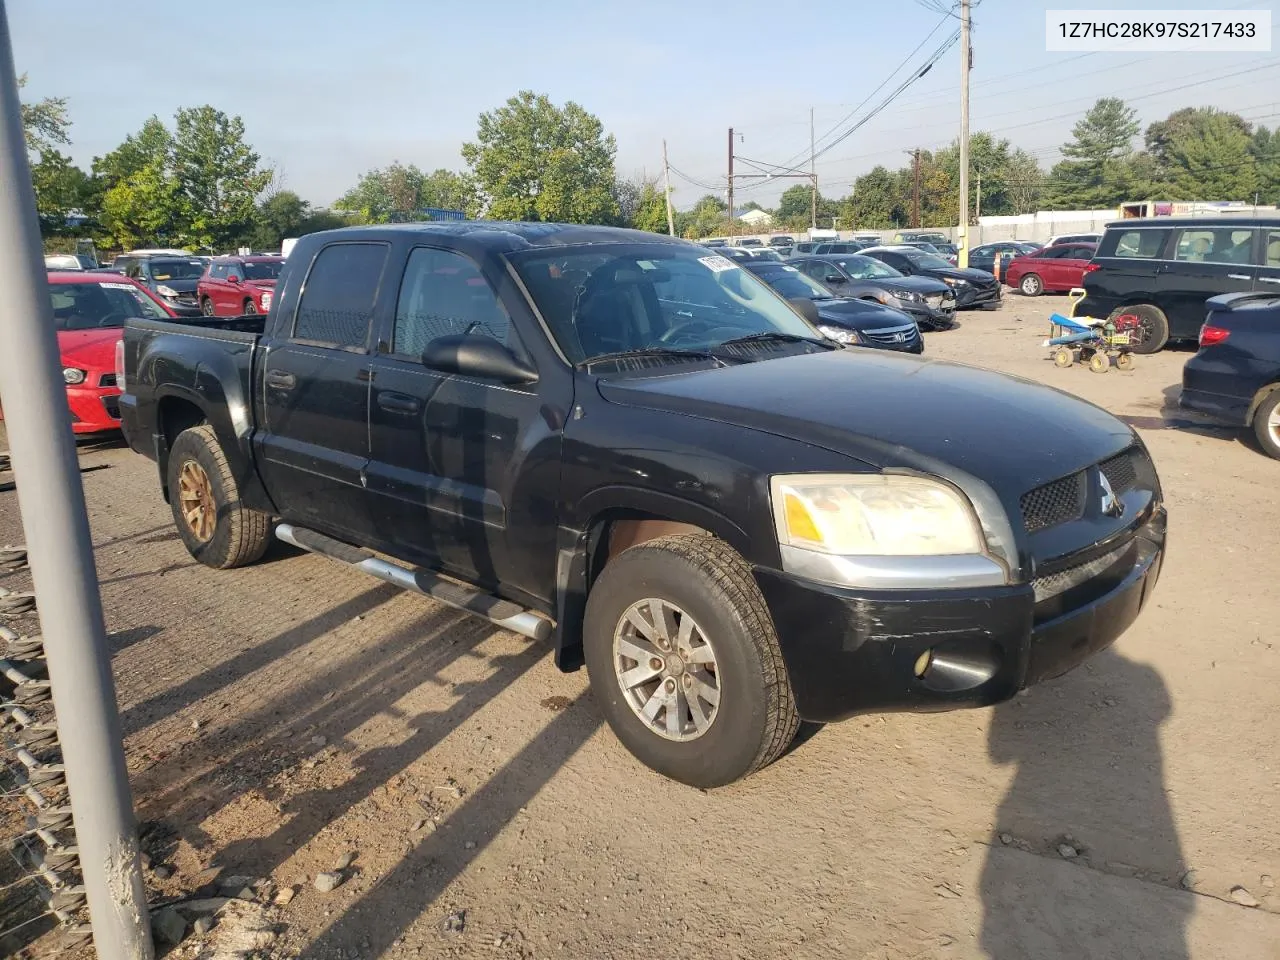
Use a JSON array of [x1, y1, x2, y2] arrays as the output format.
[[377, 392, 421, 415], [1258, 276, 1280, 284], [265, 370, 297, 390], [1227, 273, 1252, 281]]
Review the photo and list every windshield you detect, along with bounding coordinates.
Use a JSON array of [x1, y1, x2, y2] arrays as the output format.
[[751, 266, 833, 300], [243, 260, 283, 281], [901, 250, 955, 271], [511, 243, 822, 366], [149, 259, 205, 281], [50, 281, 169, 329], [835, 254, 903, 280]]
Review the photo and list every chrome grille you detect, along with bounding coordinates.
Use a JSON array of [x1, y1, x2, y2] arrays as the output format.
[[1021, 473, 1085, 533], [862, 323, 919, 346]]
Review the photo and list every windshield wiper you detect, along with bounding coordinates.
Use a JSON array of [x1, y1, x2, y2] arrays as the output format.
[[580, 346, 724, 370], [716, 331, 833, 350]]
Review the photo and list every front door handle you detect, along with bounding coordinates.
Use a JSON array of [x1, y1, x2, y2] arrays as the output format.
[[265, 370, 297, 390], [1227, 273, 1252, 281], [1258, 276, 1280, 284], [377, 392, 421, 415]]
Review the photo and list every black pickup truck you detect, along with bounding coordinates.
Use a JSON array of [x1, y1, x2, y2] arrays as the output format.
[[118, 223, 1167, 788]]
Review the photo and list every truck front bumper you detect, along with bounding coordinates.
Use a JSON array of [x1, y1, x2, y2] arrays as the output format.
[[754, 509, 1166, 723]]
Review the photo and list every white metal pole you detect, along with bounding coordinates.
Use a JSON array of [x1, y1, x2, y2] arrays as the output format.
[[0, 3, 154, 956], [662, 139, 676, 237]]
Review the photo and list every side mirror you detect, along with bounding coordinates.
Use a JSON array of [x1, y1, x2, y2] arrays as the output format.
[[423, 334, 538, 384], [824, 273, 846, 284], [228, 274, 242, 284], [787, 298, 820, 324]]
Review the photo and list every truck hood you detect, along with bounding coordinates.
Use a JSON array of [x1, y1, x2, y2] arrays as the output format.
[[596, 349, 1134, 501], [245, 278, 277, 289]]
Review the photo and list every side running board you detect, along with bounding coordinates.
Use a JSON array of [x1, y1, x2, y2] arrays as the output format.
[[275, 524, 553, 642]]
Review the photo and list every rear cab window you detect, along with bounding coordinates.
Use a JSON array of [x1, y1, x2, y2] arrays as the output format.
[[292, 243, 390, 351]]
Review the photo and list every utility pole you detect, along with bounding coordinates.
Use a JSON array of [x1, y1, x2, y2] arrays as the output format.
[[662, 139, 676, 236], [0, 2, 153, 957], [958, 0, 971, 267], [912, 149, 922, 228], [975, 171, 982, 221], [809, 107, 817, 231], [727, 127, 734, 236]]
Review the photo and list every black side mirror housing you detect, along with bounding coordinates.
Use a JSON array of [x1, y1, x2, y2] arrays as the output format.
[[788, 298, 820, 324], [825, 273, 845, 284], [423, 334, 538, 384]]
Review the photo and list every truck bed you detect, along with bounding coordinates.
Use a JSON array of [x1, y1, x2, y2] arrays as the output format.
[[128, 313, 267, 341]]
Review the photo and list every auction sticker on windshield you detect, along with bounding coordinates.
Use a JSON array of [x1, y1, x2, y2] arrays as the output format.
[[699, 256, 738, 273], [100, 282, 140, 290]]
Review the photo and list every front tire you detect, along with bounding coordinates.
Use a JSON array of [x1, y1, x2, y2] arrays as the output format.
[[1112, 304, 1168, 355], [1252, 391, 1280, 459], [200, 297, 214, 316], [243, 300, 258, 315], [166, 424, 271, 569], [583, 534, 799, 788], [1019, 273, 1043, 296]]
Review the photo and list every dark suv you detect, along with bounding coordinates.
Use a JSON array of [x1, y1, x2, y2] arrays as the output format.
[[119, 255, 207, 316], [1079, 217, 1280, 354]]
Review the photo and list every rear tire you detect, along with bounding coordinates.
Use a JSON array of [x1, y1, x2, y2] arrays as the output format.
[[1112, 304, 1168, 355], [1252, 391, 1280, 460], [1053, 346, 1074, 368], [1115, 353, 1135, 371], [166, 424, 271, 569], [1019, 274, 1043, 296], [1089, 352, 1109, 374], [583, 534, 799, 788]]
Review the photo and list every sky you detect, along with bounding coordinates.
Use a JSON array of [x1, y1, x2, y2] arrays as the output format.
[[12, 0, 1280, 211]]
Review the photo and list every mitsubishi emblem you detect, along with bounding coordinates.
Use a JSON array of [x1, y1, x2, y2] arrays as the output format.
[[1099, 473, 1123, 518]]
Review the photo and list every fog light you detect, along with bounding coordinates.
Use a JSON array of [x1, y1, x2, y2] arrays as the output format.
[[914, 650, 933, 678], [914, 639, 1002, 693]]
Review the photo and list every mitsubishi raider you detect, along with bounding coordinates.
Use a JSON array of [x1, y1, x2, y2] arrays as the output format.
[[117, 223, 1167, 788]]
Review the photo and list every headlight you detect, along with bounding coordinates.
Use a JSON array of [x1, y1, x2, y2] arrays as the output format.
[[261, 290, 273, 310], [894, 290, 924, 303], [942, 277, 969, 287], [817, 324, 860, 345], [63, 367, 86, 384], [770, 474, 1008, 588], [156, 284, 178, 298]]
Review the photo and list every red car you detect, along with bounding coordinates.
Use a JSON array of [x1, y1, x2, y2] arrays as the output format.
[[49, 272, 173, 433], [197, 256, 284, 316], [1004, 243, 1098, 297]]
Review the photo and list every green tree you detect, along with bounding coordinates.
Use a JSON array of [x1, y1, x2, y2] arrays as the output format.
[[244, 190, 310, 249], [847, 166, 910, 229], [31, 150, 91, 235], [631, 180, 670, 234], [776, 184, 816, 224], [101, 157, 181, 249], [18, 74, 69, 156], [462, 90, 618, 223], [171, 106, 272, 250], [1044, 98, 1142, 209], [1004, 149, 1045, 215], [1252, 126, 1280, 205], [336, 163, 476, 223], [1146, 108, 1257, 200], [684, 193, 728, 238]]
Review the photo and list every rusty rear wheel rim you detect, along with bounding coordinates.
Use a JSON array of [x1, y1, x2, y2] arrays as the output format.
[[177, 460, 216, 542]]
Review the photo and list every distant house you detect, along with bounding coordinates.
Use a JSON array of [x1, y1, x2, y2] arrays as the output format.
[[735, 208, 774, 228]]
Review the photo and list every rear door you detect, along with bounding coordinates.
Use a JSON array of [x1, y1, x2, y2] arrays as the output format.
[[366, 244, 552, 600], [255, 241, 390, 541], [1255, 228, 1280, 292], [1053, 244, 1096, 291], [206, 263, 229, 314], [1158, 225, 1258, 339]]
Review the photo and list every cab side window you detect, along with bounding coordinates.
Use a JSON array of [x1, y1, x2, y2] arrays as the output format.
[[392, 247, 512, 359], [1173, 228, 1255, 264], [293, 242, 389, 350], [1266, 231, 1280, 267]]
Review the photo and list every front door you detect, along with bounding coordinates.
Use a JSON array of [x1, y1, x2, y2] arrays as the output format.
[[1158, 226, 1258, 339], [366, 245, 552, 603], [254, 241, 391, 541], [224, 263, 247, 314], [206, 262, 229, 314]]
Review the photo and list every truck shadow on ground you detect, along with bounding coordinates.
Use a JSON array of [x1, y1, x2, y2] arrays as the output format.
[[980, 648, 1189, 959]]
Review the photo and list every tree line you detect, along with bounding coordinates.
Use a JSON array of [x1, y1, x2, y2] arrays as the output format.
[[24, 77, 1280, 252]]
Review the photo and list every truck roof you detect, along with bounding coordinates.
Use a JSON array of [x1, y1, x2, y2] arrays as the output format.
[[302, 221, 688, 254]]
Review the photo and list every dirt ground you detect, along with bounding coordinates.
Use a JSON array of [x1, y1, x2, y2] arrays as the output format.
[[2, 292, 1279, 959]]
